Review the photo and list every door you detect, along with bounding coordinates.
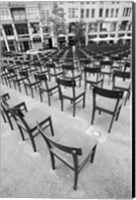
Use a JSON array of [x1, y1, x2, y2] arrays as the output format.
[[23, 41, 29, 51]]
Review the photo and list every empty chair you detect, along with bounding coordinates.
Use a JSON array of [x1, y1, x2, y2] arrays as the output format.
[[34, 73, 59, 106], [9, 106, 54, 152], [110, 56, 122, 71], [57, 78, 86, 117], [84, 67, 103, 90], [46, 63, 63, 81], [37, 122, 97, 190], [62, 64, 82, 86], [100, 60, 113, 85], [1, 93, 27, 130], [19, 70, 40, 98], [91, 86, 124, 133], [112, 70, 131, 106]]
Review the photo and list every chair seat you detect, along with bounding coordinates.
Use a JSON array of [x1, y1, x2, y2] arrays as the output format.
[[23, 108, 50, 130], [7, 98, 25, 108], [114, 79, 131, 89], [40, 82, 58, 91], [96, 96, 123, 112], [51, 131, 97, 167], [101, 68, 112, 74], [65, 71, 81, 79], [62, 88, 85, 99], [86, 74, 100, 82]]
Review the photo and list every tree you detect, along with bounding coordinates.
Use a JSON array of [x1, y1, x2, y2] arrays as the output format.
[[74, 21, 85, 47], [50, 2, 66, 37]]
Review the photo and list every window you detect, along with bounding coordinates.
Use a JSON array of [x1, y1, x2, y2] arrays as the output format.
[[91, 9, 95, 18], [3, 25, 14, 36], [8, 40, 15, 51], [128, 23, 132, 31], [126, 8, 129, 16], [110, 22, 117, 31], [100, 23, 109, 32], [111, 9, 114, 17], [11, 9, 26, 21], [81, 9, 84, 18], [15, 24, 28, 35], [115, 8, 119, 17], [99, 8, 103, 17], [86, 9, 89, 18], [33, 37, 41, 43], [89, 23, 97, 32], [69, 8, 76, 18], [123, 8, 126, 16], [105, 9, 109, 17], [30, 23, 40, 34], [129, 8, 132, 16]]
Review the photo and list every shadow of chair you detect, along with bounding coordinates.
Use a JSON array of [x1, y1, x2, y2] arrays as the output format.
[[84, 67, 104, 90], [91, 86, 124, 133], [57, 78, 86, 117], [8, 106, 54, 152], [112, 70, 131, 106], [34, 73, 59, 106], [37, 122, 97, 190]]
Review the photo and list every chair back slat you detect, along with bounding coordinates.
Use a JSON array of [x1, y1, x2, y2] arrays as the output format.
[[113, 71, 130, 79], [57, 78, 76, 87], [84, 67, 100, 73], [93, 86, 124, 99]]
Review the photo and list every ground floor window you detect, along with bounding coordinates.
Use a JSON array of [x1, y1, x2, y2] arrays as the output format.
[[8, 40, 15, 51]]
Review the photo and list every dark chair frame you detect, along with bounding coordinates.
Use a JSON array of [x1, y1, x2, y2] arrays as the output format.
[[9, 107, 54, 152], [91, 86, 124, 133], [34, 73, 59, 106], [57, 78, 86, 117], [84, 67, 104, 90], [37, 122, 97, 190], [112, 70, 131, 106]]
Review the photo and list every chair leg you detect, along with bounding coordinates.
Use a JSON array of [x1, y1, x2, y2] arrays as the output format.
[[24, 85, 28, 96], [73, 170, 78, 190], [18, 126, 25, 141], [31, 88, 34, 98], [49, 117, 54, 136], [108, 115, 115, 133], [1, 111, 7, 123], [7, 115, 14, 130], [18, 83, 21, 92], [83, 94, 85, 108], [91, 108, 95, 124], [47, 93, 51, 106], [50, 153, 55, 170], [73, 101, 76, 117], [90, 145, 97, 163], [61, 98, 64, 112], [29, 133, 37, 152]]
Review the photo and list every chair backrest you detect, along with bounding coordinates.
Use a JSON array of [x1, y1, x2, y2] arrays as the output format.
[[113, 70, 130, 79], [37, 122, 82, 156], [84, 67, 100, 74], [93, 86, 124, 99], [57, 78, 76, 88], [19, 70, 29, 78], [8, 106, 31, 132], [62, 64, 74, 71], [100, 60, 112, 66]]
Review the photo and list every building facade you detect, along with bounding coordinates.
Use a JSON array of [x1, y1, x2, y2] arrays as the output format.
[[0, 1, 132, 52]]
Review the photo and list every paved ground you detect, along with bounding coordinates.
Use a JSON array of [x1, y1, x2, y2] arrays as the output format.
[[0, 75, 132, 198]]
